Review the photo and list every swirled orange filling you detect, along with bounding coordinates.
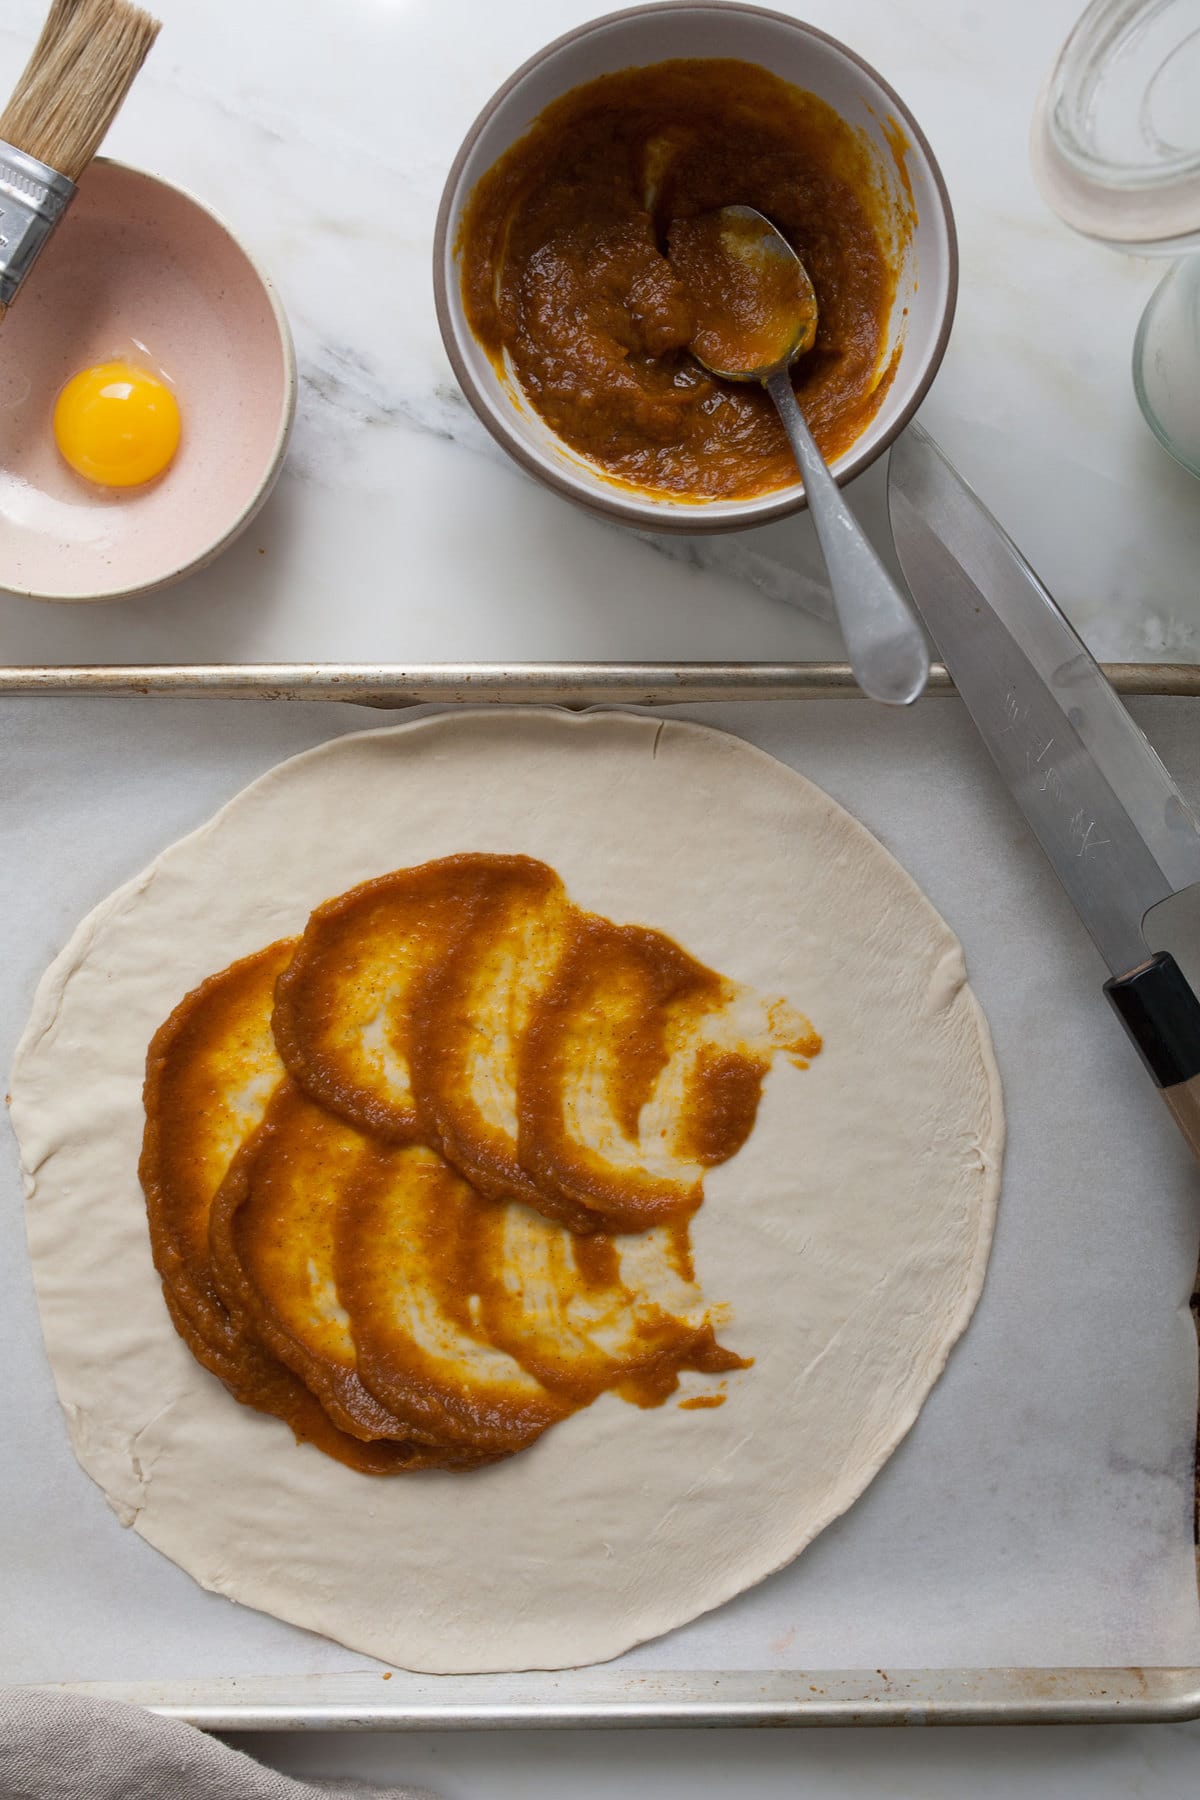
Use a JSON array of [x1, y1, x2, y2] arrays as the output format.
[[141, 854, 820, 1472]]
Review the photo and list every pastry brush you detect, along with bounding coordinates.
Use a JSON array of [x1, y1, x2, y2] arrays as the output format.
[[0, 0, 160, 317]]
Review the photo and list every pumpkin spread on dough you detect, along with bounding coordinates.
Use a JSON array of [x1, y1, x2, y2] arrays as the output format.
[[141, 854, 820, 1473]]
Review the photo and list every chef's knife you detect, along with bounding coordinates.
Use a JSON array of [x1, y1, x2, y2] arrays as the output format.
[[888, 423, 1200, 1159]]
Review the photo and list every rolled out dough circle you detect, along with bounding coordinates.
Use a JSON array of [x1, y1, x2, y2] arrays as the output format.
[[10, 709, 1002, 1673]]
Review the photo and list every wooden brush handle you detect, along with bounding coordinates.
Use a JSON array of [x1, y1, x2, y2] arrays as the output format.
[[1105, 952, 1200, 1166]]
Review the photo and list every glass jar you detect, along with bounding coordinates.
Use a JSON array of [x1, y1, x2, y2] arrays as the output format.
[[1133, 255, 1200, 474], [1032, 0, 1200, 471]]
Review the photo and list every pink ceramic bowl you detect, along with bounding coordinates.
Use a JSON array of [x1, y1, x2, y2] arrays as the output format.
[[0, 159, 296, 602]]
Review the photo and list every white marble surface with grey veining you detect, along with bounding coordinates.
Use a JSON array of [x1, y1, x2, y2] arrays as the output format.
[[0, 0, 1197, 668]]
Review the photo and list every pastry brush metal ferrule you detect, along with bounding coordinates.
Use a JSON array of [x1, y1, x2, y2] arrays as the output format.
[[0, 0, 160, 317], [0, 142, 76, 308]]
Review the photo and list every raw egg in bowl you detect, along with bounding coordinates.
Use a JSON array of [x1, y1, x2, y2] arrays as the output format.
[[53, 352, 182, 489], [0, 160, 295, 602]]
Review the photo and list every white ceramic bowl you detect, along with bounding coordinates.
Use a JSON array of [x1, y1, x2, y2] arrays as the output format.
[[435, 1, 958, 531], [0, 159, 296, 602]]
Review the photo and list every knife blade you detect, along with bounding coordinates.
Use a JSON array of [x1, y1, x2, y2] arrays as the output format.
[[888, 422, 1200, 1158]]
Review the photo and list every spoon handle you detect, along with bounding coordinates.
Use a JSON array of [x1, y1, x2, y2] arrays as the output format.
[[765, 370, 929, 706]]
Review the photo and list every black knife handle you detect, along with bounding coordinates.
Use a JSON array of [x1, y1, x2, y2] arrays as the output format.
[[1105, 953, 1200, 1164], [1104, 952, 1200, 1088]]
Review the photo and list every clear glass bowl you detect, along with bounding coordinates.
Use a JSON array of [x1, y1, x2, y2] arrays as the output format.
[[1032, 0, 1200, 250]]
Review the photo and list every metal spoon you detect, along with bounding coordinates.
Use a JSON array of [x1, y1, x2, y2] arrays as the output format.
[[668, 205, 929, 706]]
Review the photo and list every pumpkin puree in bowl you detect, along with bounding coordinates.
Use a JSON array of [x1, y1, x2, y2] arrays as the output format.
[[457, 59, 904, 500]]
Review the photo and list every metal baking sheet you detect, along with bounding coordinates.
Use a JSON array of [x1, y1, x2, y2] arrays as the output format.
[[3, 664, 1198, 1728]]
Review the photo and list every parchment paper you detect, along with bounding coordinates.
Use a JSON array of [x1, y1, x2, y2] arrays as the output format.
[[2, 695, 1197, 1680]]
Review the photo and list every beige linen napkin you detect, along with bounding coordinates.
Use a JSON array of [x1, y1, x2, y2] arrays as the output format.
[[0, 1687, 439, 1800]]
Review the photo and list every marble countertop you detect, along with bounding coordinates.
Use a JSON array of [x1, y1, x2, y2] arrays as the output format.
[[5, 0, 1200, 1787], [1, 0, 1198, 670]]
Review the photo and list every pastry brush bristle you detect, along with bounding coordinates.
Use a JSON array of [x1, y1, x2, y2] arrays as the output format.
[[12, 0, 88, 79], [0, 0, 160, 184]]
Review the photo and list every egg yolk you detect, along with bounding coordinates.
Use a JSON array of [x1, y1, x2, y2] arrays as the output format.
[[53, 361, 181, 488]]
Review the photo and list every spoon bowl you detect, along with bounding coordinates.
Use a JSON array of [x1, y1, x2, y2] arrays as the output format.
[[667, 205, 817, 379], [672, 205, 929, 706]]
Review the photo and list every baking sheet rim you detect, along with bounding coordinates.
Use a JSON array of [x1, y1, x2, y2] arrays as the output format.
[[2, 659, 1200, 704]]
